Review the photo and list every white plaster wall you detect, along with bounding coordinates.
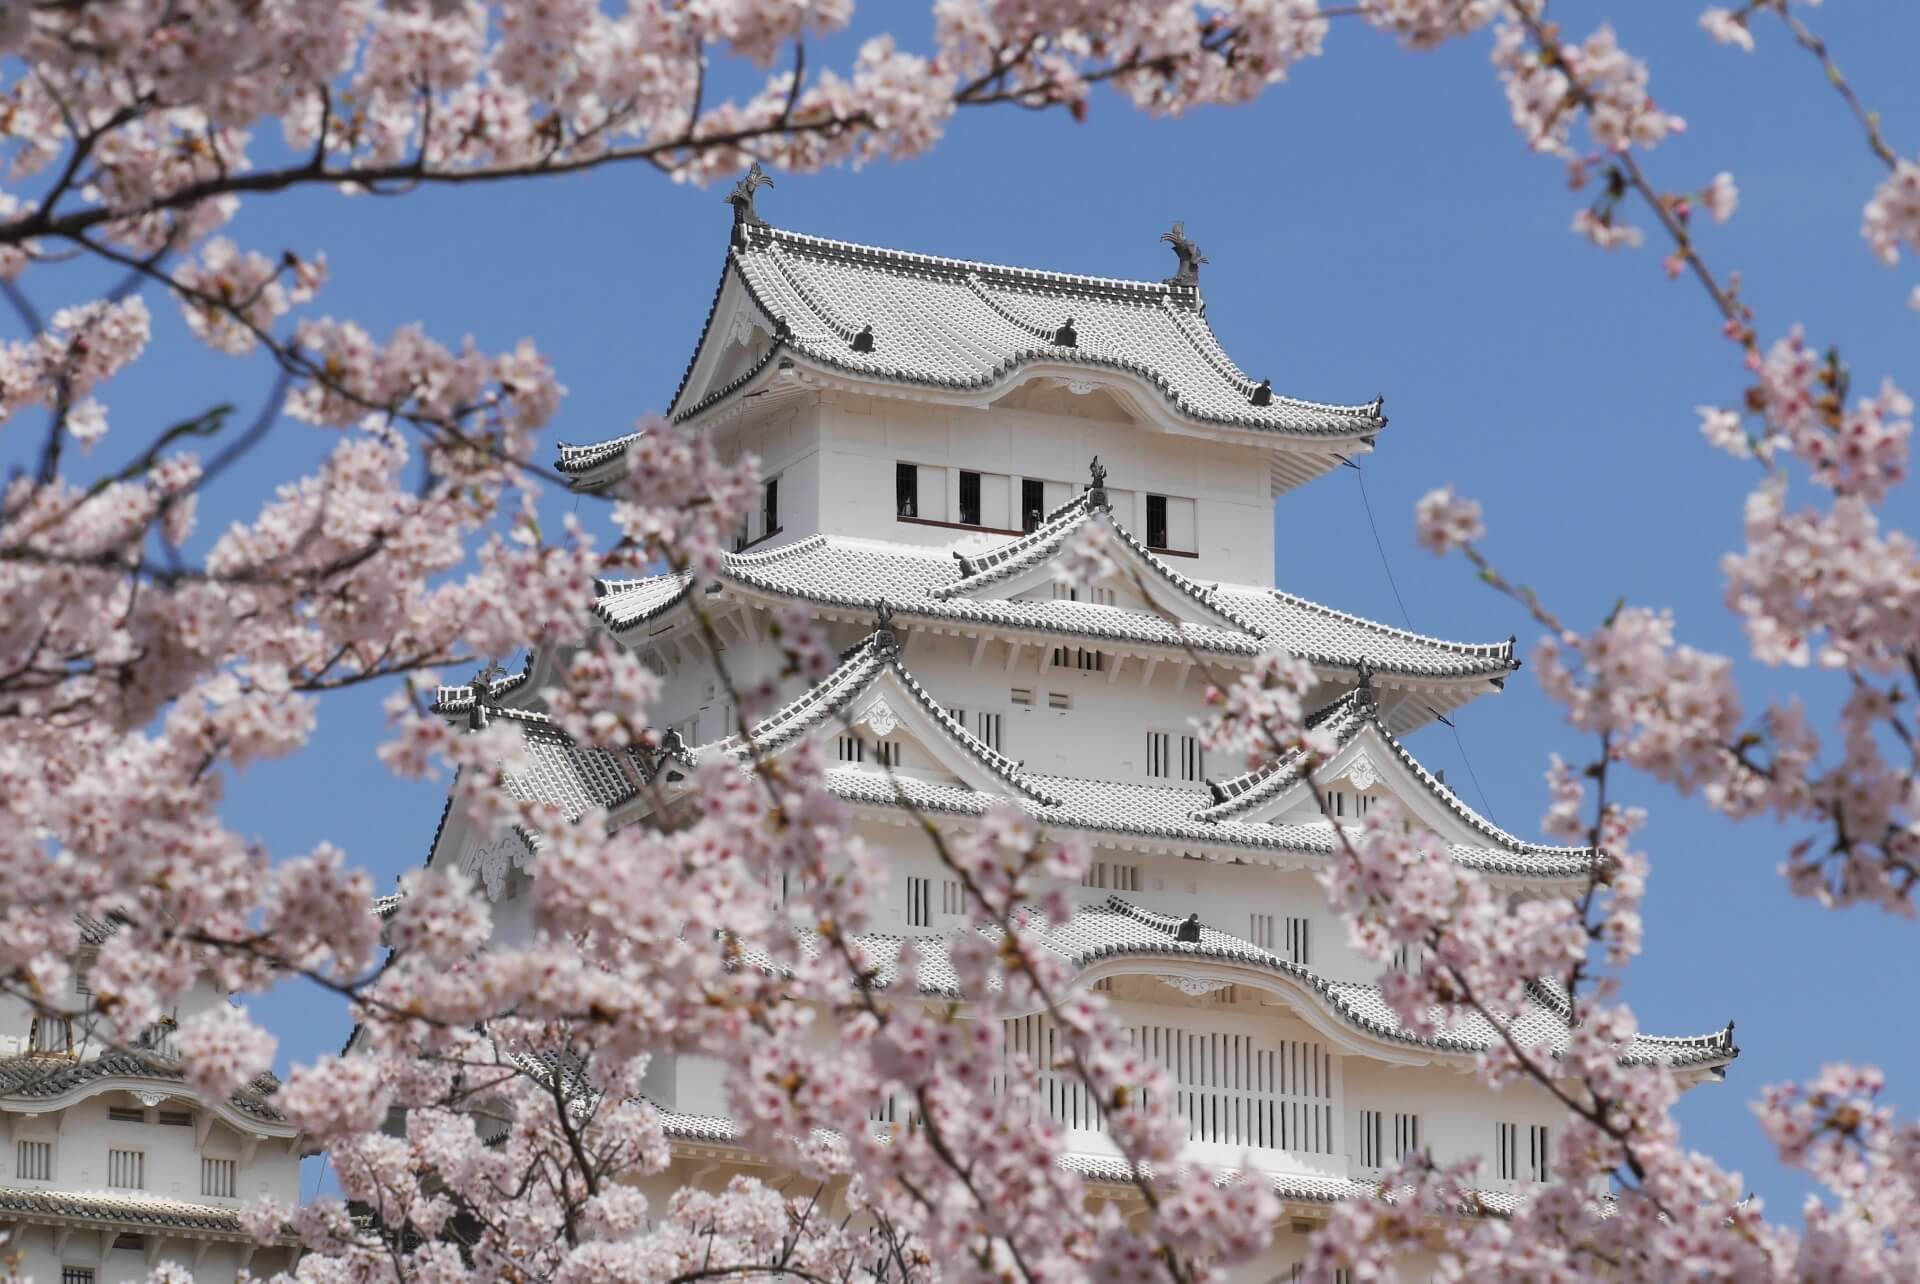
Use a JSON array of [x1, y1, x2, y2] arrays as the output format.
[[794, 394, 1275, 586]]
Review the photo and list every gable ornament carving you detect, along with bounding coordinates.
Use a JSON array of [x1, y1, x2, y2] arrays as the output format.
[[1339, 751, 1379, 793], [464, 830, 535, 902], [860, 696, 899, 738]]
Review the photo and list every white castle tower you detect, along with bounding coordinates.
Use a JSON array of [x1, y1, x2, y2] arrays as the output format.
[[421, 182, 1736, 1277], [0, 923, 303, 1282]]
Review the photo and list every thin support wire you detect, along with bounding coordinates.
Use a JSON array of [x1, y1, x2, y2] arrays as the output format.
[[1348, 461, 1499, 820]]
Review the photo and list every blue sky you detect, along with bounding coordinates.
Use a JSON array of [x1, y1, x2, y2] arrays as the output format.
[[10, 1, 1918, 1218]]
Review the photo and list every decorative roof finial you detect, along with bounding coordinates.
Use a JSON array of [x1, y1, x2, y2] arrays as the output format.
[[467, 660, 508, 731], [1160, 220, 1208, 289], [1053, 317, 1078, 347], [1175, 913, 1202, 943], [1087, 455, 1109, 510], [873, 599, 898, 658], [1354, 657, 1375, 707], [851, 323, 874, 353], [1250, 378, 1273, 407], [727, 162, 774, 243]]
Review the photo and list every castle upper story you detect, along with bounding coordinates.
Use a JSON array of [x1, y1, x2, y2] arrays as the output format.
[[558, 191, 1386, 590]]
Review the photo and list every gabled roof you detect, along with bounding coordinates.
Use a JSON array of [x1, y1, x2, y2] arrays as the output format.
[[735, 898, 1735, 1071], [713, 629, 1059, 805], [556, 222, 1387, 475], [592, 524, 1518, 707], [930, 490, 1257, 633], [1195, 689, 1594, 864]]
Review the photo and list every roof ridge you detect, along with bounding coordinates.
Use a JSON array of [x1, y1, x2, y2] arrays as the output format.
[[766, 225, 1179, 300], [1268, 586, 1518, 661], [727, 531, 829, 565]]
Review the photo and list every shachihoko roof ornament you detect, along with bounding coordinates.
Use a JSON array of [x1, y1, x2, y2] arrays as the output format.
[[1160, 220, 1207, 288], [726, 161, 774, 245]]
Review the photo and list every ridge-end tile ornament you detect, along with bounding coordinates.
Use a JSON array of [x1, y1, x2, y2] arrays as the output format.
[[873, 599, 898, 658], [1088, 455, 1109, 510], [727, 161, 774, 245], [467, 659, 509, 731], [1175, 912, 1202, 943], [1160, 220, 1207, 289]]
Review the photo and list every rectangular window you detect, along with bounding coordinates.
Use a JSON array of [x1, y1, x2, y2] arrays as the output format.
[[74, 967, 91, 997], [1496, 1121, 1517, 1181], [1010, 688, 1033, 707], [1529, 1124, 1551, 1182], [1359, 1109, 1384, 1168], [1021, 478, 1046, 531], [1145, 493, 1196, 552], [16, 1139, 51, 1181], [62, 1269, 94, 1284], [111, 1235, 143, 1252], [836, 735, 863, 763], [1052, 645, 1105, 671], [1392, 942, 1423, 973], [107, 1106, 146, 1124], [1081, 862, 1141, 892], [202, 1156, 237, 1199], [976, 712, 1003, 752], [1394, 1112, 1422, 1161], [762, 477, 779, 536], [1180, 735, 1203, 782], [1146, 731, 1171, 778], [107, 1148, 144, 1190], [874, 741, 900, 768], [907, 876, 931, 928], [1284, 916, 1311, 966], [1047, 692, 1070, 711], [896, 462, 918, 517], [28, 1015, 71, 1054], [958, 470, 982, 526], [941, 880, 965, 916], [157, 1110, 192, 1127], [1249, 913, 1275, 951]]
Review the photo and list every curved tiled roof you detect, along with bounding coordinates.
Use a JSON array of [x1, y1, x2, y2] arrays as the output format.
[[596, 530, 1517, 683], [0, 1185, 287, 1237], [0, 1054, 285, 1122], [657, 225, 1388, 434], [738, 899, 1734, 1070]]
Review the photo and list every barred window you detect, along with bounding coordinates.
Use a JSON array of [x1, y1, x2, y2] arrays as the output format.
[[1081, 862, 1141, 892], [975, 712, 1003, 752], [907, 877, 931, 928], [1146, 731, 1171, 778], [1179, 735, 1202, 782], [1249, 913, 1275, 951], [1359, 1109, 1384, 1168], [1394, 1112, 1422, 1161], [63, 1269, 95, 1284], [107, 1148, 144, 1189], [107, 1106, 146, 1124], [1283, 916, 1311, 966], [16, 1139, 52, 1181], [28, 1015, 71, 1054], [202, 1156, 237, 1198]]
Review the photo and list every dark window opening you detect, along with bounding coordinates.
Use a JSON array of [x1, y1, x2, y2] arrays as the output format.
[[762, 477, 779, 535], [1147, 493, 1168, 549], [895, 462, 917, 517], [958, 470, 982, 526], [1022, 478, 1046, 532]]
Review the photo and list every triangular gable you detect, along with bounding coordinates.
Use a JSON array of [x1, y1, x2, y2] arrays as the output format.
[[711, 629, 1058, 806], [668, 261, 786, 420], [1196, 695, 1564, 855], [931, 494, 1259, 635]]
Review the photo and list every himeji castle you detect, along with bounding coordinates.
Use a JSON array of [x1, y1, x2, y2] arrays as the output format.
[[0, 920, 303, 1282], [421, 177, 1737, 1278]]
